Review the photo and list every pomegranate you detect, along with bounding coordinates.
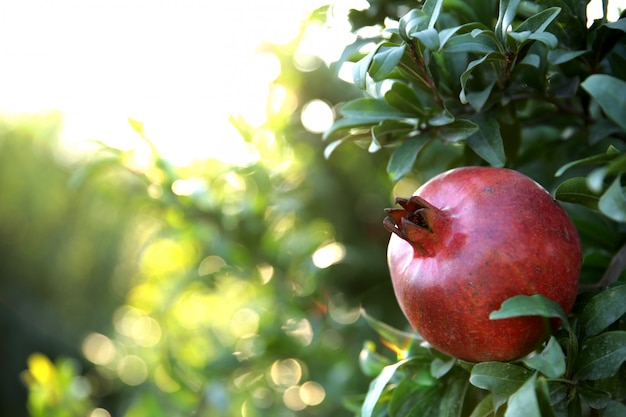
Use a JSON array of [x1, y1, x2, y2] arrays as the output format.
[[384, 167, 581, 362]]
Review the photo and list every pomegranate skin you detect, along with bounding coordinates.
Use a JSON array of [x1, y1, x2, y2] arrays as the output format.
[[386, 167, 581, 362]]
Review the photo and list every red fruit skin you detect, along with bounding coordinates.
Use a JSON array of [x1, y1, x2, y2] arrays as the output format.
[[386, 167, 581, 362]]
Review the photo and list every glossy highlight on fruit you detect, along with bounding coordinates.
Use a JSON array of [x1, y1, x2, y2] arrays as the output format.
[[384, 167, 582, 362]]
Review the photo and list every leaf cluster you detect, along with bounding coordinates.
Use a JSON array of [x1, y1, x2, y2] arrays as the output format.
[[327, 0, 626, 416], [325, 0, 626, 181], [355, 290, 626, 417]]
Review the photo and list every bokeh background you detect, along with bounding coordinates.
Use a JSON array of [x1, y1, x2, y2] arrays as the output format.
[[1, 1, 623, 416], [0, 1, 404, 416]]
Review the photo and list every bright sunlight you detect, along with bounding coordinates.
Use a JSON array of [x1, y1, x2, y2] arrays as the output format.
[[0, 0, 359, 166]]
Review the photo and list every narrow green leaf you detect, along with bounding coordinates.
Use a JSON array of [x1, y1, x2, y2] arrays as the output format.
[[496, 0, 522, 41], [535, 378, 558, 417], [371, 120, 416, 148], [605, 18, 626, 32], [443, 31, 500, 54], [439, 370, 470, 417], [577, 382, 611, 409], [422, 0, 444, 30], [574, 331, 626, 380], [466, 112, 506, 167], [468, 393, 505, 417], [438, 22, 488, 50], [606, 153, 626, 174], [399, 9, 428, 41], [387, 135, 432, 181], [605, 400, 626, 417], [359, 341, 392, 377], [459, 53, 506, 107], [581, 74, 626, 132], [430, 357, 456, 379], [324, 138, 346, 159], [353, 49, 376, 89], [489, 294, 571, 333], [369, 44, 407, 81], [470, 362, 533, 395], [555, 145, 621, 176], [581, 284, 626, 337], [529, 31, 558, 49], [436, 119, 479, 142], [428, 108, 455, 126], [548, 49, 588, 65], [554, 177, 601, 210], [598, 175, 626, 222], [412, 28, 441, 51], [341, 97, 413, 120], [505, 374, 540, 417], [515, 7, 561, 34], [361, 308, 423, 347], [465, 81, 496, 112], [323, 117, 376, 140], [522, 336, 566, 378], [362, 357, 415, 417], [384, 82, 426, 116]]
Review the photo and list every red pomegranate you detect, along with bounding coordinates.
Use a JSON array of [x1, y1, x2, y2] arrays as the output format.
[[384, 167, 581, 362]]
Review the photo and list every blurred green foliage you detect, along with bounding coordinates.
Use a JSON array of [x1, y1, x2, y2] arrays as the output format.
[[1, 7, 406, 416]]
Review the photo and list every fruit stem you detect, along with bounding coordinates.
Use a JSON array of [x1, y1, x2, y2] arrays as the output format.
[[384, 196, 448, 257]]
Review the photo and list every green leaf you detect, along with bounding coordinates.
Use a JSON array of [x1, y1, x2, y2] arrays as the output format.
[[581, 74, 626, 132], [341, 98, 413, 120], [465, 81, 496, 112], [359, 341, 393, 377], [412, 28, 441, 51], [574, 331, 626, 380], [548, 49, 588, 65], [554, 177, 601, 210], [577, 382, 611, 409], [505, 374, 540, 417], [605, 400, 626, 417], [360, 308, 423, 351], [443, 30, 501, 54], [459, 53, 507, 107], [369, 44, 407, 81], [384, 82, 426, 116], [439, 370, 470, 417], [430, 357, 456, 379], [598, 175, 626, 222], [468, 393, 507, 417], [362, 357, 415, 417], [496, 0, 522, 42], [529, 31, 558, 49], [555, 145, 621, 176], [387, 135, 432, 181], [581, 285, 626, 337], [535, 378, 558, 417], [438, 22, 489, 50], [605, 18, 626, 32], [515, 7, 561, 34], [470, 362, 533, 395], [353, 49, 376, 89], [399, 9, 428, 41], [522, 336, 566, 378], [489, 294, 571, 333], [436, 119, 479, 142], [422, 0, 444, 30], [371, 120, 416, 148], [466, 112, 506, 167]]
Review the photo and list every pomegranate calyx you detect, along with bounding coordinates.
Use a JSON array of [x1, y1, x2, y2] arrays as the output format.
[[384, 196, 444, 256]]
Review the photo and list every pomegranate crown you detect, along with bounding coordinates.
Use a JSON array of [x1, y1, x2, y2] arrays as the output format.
[[384, 196, 445, 256]]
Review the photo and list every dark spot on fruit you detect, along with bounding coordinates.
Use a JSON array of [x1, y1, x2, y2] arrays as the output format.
[[484, 187, 493, 193]]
